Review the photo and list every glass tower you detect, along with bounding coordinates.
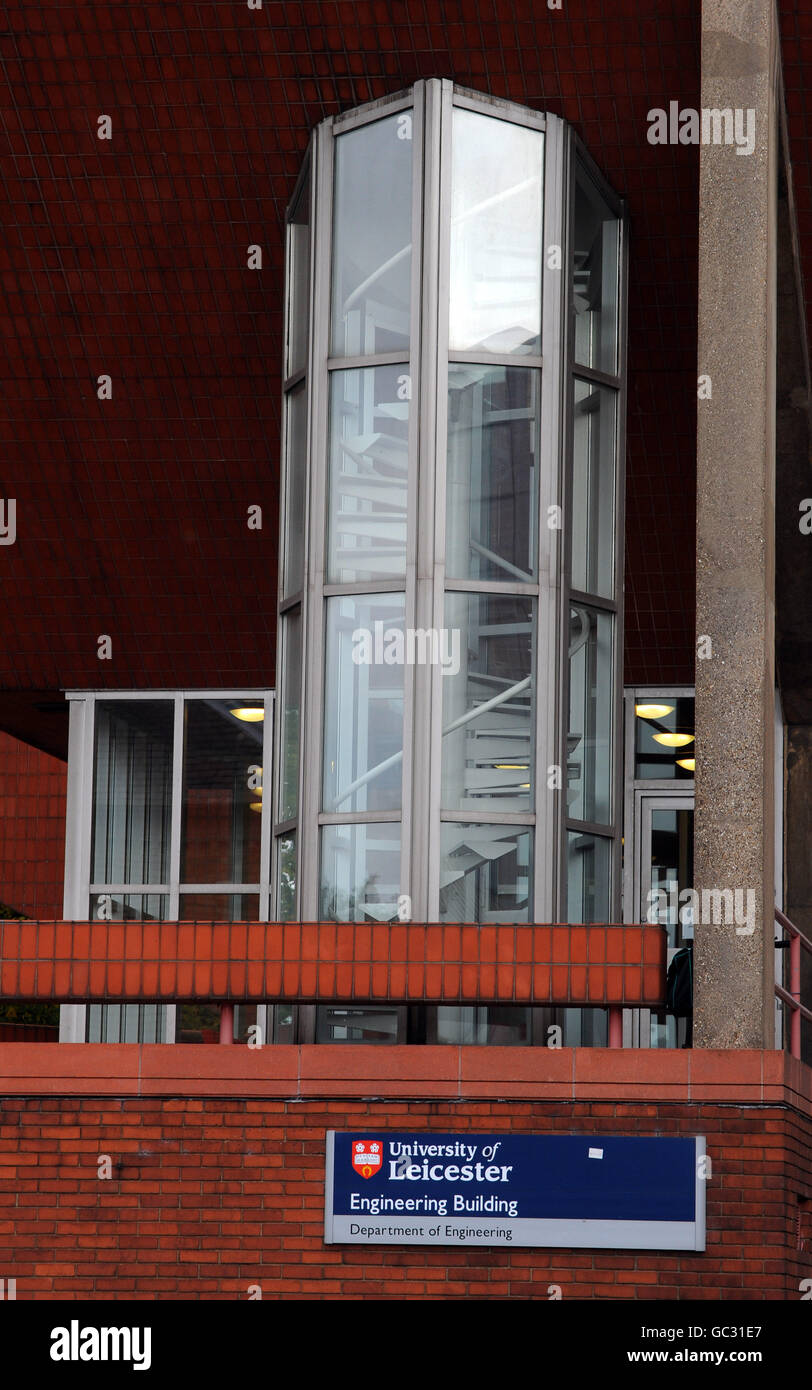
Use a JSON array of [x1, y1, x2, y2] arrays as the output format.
[[275, 81, 626, 1042]]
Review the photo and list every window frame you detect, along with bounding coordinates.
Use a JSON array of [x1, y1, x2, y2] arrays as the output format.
[[60, 689, 274, 1044]]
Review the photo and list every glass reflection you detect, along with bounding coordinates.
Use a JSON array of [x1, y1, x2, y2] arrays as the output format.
[[566, 830, 611, 922], [571, 380, 616, 599], [450, 109, 543, 354], [634, 697, 696, 781], [278, 611, 301, 822], [323, 594, 405, 814], [276, 834, 297, 922], [316, 1006, 400, 1043], [180, 700, 264, 884], [446, 365, 538, 581], [439, 823, 532, 922], [286, 175, 310, 378], [283, 383, 306, 597], [435, 1006, 532, 1045], [567, 605, 613, 825], [92, 701, 174, 887], [327, 366, 409, 583], [442, 593, 534, 812], [331, 113, 412, 356], [572, 162, 620, 375], [320, 822, 400, 922]]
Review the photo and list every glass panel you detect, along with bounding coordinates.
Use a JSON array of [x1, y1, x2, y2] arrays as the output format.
[[327, 365, 409, 583], [567, 605, 613, 825], [283, 382, 306, 597], [566, 830, 612, 922], [91, 700, 174, 886], [323, 594, 405, 814], [572, 162, 620, 375], [316, 1005, 400, 1044], [634, 696, 696, 780], [320, 822, 400, 922], [286, 173, 310, 378], [180, 699, 265, 883], [559, 1007, 608, 1048], [442, 593, 534, 812], [179, 894, 259, 920], [646, 806, 695, 949], [272, 1004, 296, 1043], [439, 823, 532, 922], [278, 610, 301, 821], [446, 365, 538, 581], [90, 893, 168, 921], [331, 112, 412, 356], [571, 380, 616, 599], [450, 109, 543, 354], [177, 1004, 222, 1043], [276, 834, 297, 922], [86, 1004, 167, 1044], [435, 1006, 532, 1045]]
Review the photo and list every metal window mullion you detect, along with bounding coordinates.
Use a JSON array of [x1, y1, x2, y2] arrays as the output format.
[[451, 90, 546, 132], [300, 119, 333, 922], [65, 688, 268, 701], [569, 588, 618, 614], [322, 580, 406, 597], [326, 351, 410, 372], [62, 702, 88, 870], [177, 884, 262, 894], [622, 690, 637, 923], [440, 809, 535, 826], [565, 818, 616, 839], [168, 694, 183, 920], [89, 884, 169, 894], [60, 695, 94, 1043], [259, 692, 273, 922], [535, 113, 567, 924], [414, 77, 450, 921], [397, 81, 426, 918], [572, 363, 621, 391], [611, 204, 630, 922], [448, 349, 544, 370], [443, 578, 539, 597], [332, 92, 415, 136]]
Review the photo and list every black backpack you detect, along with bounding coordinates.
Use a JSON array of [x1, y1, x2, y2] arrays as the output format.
[[666, 945, 693, 1017]]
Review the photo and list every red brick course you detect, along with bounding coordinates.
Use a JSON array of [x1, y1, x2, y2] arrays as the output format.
[[0, 1048, 809, 1299], [0, 920, 666, 1004]]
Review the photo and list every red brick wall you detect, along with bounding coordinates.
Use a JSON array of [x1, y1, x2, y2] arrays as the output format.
[[0, 1094, 809, 1300], [0, 732, 66, 920]]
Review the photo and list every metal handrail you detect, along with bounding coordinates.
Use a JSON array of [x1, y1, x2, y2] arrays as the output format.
[[774, 907, 812, 1059]]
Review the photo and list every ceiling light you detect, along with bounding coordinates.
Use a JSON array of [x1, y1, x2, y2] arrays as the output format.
[[494, 764, 529, 770], [652, 732, 694, 748], [231, 707, 264, 722], [249, 801, 263, 813], [676, 757, 695, 771], [635, 703, 674, 719]]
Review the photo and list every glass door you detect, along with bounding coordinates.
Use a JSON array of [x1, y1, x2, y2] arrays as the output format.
[[633, 791, 693, 1048]]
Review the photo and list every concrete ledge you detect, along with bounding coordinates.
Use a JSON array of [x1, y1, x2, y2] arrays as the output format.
[[0, 1044, 809, 1112]]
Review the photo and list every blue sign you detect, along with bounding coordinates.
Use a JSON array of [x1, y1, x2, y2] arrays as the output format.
[[325, 1132, 706, 1250]]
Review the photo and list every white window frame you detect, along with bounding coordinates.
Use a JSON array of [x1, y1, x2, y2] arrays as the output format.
[[60, 689, 274, 1043]]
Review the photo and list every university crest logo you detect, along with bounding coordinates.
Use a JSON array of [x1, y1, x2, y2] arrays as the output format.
[[352, 1139, 383, 1179]]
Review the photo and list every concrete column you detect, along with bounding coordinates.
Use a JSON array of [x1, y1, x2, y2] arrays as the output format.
[[694, 0, 778, 1047]]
